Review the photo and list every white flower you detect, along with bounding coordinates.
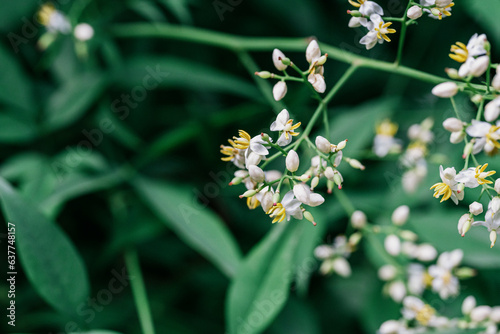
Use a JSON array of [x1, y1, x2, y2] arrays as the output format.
[[430, 165, 463, 204], [384, 234, 401, 256], [272, 49, 288, 71], [348, 16, 368, 28], [373, 135, 401, 157], [431, 82, 458, 98], [378, 320, 408, 334], [455, 167, 480, 189], [248, 165, 265, 183], [351, 210, 367, 229], [258, 187, 275, 212], [264, 170, 282, 183], [416, 244, 438, 262], [316, 136, 332, 154], [462, 296, 477, 315], [485, 97, 500, 122], [378, 264, 397, 281], [420, 0, 454, 20], [308, 73, 326, 93], [293, 183, 324, 207], [332, 257, 351, 277], [407, 263, 427, 295], [273, 81, 287, 101], [491, 197, 500, 213], [314, 245, 334, 259], [266, 190, 303, 223], [442, 117, 464, 132], [270, 109, 301, 146], [388, 280, 406, 303], [470, 201, 484, 215], [407, 5, 422, 20], [466, 120, 500, 154], [392, 205, 410, 226], [450, 34, 489, 77], [492, 67, 500, 91], [470, 306, 492, 322], [468, 55, 490, 77], [348, 0, 384, 16], [428, 249, 463, 299], [306, 40, 321, 65], [402, 296, 439, 326], [286, 150, 300, 173], [472, 209, 500, 247], [495, 179, 500, 194], [458, 213, 473, 237], [38, 3, 72, 34], [74, 23, 94, 41], [490, 306, 500, 322], [359, 15, 396, 50]]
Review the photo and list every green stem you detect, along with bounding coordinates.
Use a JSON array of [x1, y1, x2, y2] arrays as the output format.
[[333, 188, 356, 216], [124, 249, 156, 334], [394, 1, 412, 66], [323, 106, 330, 137]]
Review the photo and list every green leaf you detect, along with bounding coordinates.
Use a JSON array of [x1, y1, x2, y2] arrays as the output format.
[[226, 222, 303, 334], [71, 331, 124, 334], [114, 56, 261, 101], [409, 207, 500, 269], [0, 111, 37, 143], [0, 43, 35, 112], [157, 0, 193, 24], [0, 177, 90, 315], [43, 72, 107, 131], [327, 98, 396, 158], [132, 176, 242, 277], [462, 1, 500, 46]]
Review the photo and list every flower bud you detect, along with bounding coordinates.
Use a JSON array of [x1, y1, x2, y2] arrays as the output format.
[[280, 57, 291, 66], [261, 191, 274, 212], [327, 179, 334, 193], [391, 205, 410, 226], [306, 40, 321, 64], [416, 244, 437, 262], [286, 150, 300, 173], [332, 257, 351, 277], [455, 267, 476, 279], [255, 71, 272, 79], [445, 68, 460, 79], [471, 306, 492, 322], [384, 234, 401, 256], [378, 264, 397, 281], [347, 158, 365, 170], [308, 73, 326, 93], [469, 201, 483, 216], [471, 94, 483, 105], [489, 306, 500, 323], [351, 210, 367, 229], [74, 23, 94, 41], [458, 213, 472, 237], [304, 211, 317, 226], [299, 173, 311, 182], [273, 81, 287, 101], [324, 166, 335, 181], [485, 98, 500, 122], [442, 117, 464, 132], [457, 182, 465, 194], [333, 151, 343, 167], [490, 230, 497, 248], [314, 245, 334, 259], [229, 177, 242, 186], [240, 189, 257, 198], [432, 82, 458, 98], [491, 197, 500, 213], [379, 320, 402, 334], [430, 7, 441, 17], [311, 176, 319, 190], [333, 171, 343, 189], [450, 131, 465, 144], [347, 10, 362, 17], [272, 49, 288, 71], [399, 230, 418, 242], [246, 152, 262, 167], [495, 179, 500, 194], [470, 56, 490, 77], [349, 232, 362, 246], [272, 192, 280, 205], [248, 165, 265, 183], [315, 136, 332, 154], [316, 54, 328, 66], [388, 280, 406, 303], [462, 296, 476, 315], [407, 5, 422, 20], [492, 74, 500, 91], [336, 139, 348, 151], [463, 141, 473, 158]]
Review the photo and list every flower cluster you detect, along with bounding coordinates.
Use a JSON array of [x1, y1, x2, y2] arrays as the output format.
[[256, 40, 328, 101], [379, 295, 500, 334], [314, 235, 360, 277], [36, 3, 94, 51]]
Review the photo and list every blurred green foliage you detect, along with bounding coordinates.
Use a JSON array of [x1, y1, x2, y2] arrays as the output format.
[[1, 0, 500, 333]]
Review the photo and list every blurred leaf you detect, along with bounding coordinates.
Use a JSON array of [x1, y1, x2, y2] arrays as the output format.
[[71, 331, 123, 334], [462, 1, 500, 46], [0, 43, 35, 112], [418, 330, 483, 334], [410, 207, 500, 269], [327, 98, 396, 158], [132, 176, 242, 277], [0, 110, 37, 143], [226, 222, 303, 334], [128, 0, 166, 22], [364, 231, 396, 269], [115, 56, 261, 101], [267, 296, 320, 334], [0, 177, 89, 315], [158, 0, 193, 24], [0, 0, 38, 32], [43, 72, 107, 131]]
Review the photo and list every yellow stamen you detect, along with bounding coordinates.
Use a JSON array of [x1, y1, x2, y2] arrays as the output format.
[[415, 304, 436, 326], [37, 3, 56, 26], [449, 41, 468, 63], [348, 0, 365, 8], [486, 125, 500, 150], [430, 182, 452, 202], [376, 119, 398, 136], [375, 21, 396, 42], [266, 203, 287, 223], [475, 163, 496, 185], [232, 129, 251, 150], [247, 196, 260, 210], [423, 271, 433, 288]]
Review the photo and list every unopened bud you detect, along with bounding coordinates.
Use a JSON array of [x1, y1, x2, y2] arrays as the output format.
[[495, 179, 500, 194], [400, 230, 418, 242], [300, 173, 311, 182], [491, 197, 500, 213], [315, 136, 332, 154], [463, 141, 474, 158], [248, 165, 265, 183], [286, 150, 300, 173], [378, 264, 397, 281], [492, 74, 500, 91], [455, 267, 476, 279], [240, 189, 257, 198], [333, 151, 343, 167], [471, 94, 483, 105], [435, 0, 453, 6], [336, 139, 348, 151], [74, 23, 94, 41], [272, 49, 288, 71], [430, 7, 441, 17], [471, 306, 492, 323], [272, 192, 280, 204], [462, 296, 477, 315], [442, 117, 464, 132], [469, 201, 483, 216], [485, 98, 500, 122], [347, 10, 362, 17], [491, 230, 498, 248], [306, 40, 321, 64], [384, 234, 401, 256], [391, 205, 410, 226], [304, 211, 317, 226], [432, 82, 458, 98], [316, 54, 328, 66], [457, 183, 465, 194], [416, 243, 437, 262], [333, 172, 343, 189], [229, 177, 242, 186], [255, 71, 272, 79], [458, 213, 472, 237], [324, 167, 335, 181], [327, 179, 334, 194], [347, 158, 365, 170], [351, 210, 367, 229], [470, 56, 489, 77], [450, 131, 465, 144], [311, 176, 319, 190], [445, 68, 461, 79], [332, 257, 351, 277], [273, 81, 287, 101], [261, 132, 270, 142], [407, 5, 422, 20], [349, 232, 362, 246]]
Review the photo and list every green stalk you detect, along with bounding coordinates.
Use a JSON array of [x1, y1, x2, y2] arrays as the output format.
[[124, 250, 156, 334], [394, 0, 413, 66]]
